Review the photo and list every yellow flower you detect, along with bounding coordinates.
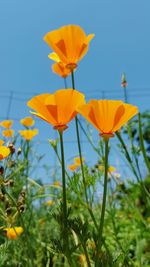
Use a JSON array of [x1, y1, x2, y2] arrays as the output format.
[[67, 164, 79, 172], [77, 100, 138, 140], [2, 129, 14, 138], [74, 157, 84, 165], [44, 25, 94, 70], [108, 166, 116, 173], [19, 129, 38, 141], [98, 165, 116, 174], [53, 181, 61, 187], [0, 140, 4, 146], [47, 200, 54, 206], [0, 120, 13, 129], [20, 116, 35, 127], [4, 227, 23, 239], [52, 62, 72, 78], [0, 146, 10, 160], [27, 89, 85, 133]]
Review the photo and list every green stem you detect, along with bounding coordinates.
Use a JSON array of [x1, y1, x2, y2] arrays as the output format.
[[123, 86, 128, 103], [95, 139, 109, 267], [64, 77, 67, 89], [116, 131, 150, 199], [116, 131, 140, 182], [138, 113, 150, 173], [71, 70, 97, 229], [59, 131, 68, 254], [78, 119, 101, 156]]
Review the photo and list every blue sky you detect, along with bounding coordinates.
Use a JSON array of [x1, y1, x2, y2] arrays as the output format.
[[0, 0, 150, 180]]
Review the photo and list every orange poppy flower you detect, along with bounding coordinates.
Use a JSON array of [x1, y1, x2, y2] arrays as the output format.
[[2, 129, 14, 138], [20, 116, 35, 127], [27, 89, 85, 132], [4, 227, 23, 239], [77, 100, 138, 140], [0, 120, 13, 129], [19, 129, 38, 141], [0, 146, 10, 160], [52, 63, 71, 78], [44, 25, 94, 70]]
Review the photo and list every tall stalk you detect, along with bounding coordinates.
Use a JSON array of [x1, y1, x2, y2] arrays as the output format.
[[71, 71, 98, 229], [95, 139, 109, 266], [59, 131, 69, 256]]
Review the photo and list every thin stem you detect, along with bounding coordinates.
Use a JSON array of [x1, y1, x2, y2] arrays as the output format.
[[123, 86, 128, 103], [71, 71, 75, 89], [59, 131, 68, 254], [95, 139, 109, 267], [78, 119, 101, 156], [71, 70, 98, 229], [116, 131, 150, 199], [138, 113, 150, 173], [116, 131, 140, 182], [64, 78, 67, 89]]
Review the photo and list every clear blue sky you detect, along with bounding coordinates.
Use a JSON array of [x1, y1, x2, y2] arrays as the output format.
[[0, 0, 150, 180]]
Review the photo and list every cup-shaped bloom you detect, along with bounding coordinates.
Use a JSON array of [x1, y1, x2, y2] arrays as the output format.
[[19, 129, 38, 141], [0, 146, 10, 160], [20, 116, 35, 127], [0, 120, 13, 129], [44, 25, 94, 70], [27, 89, 85, 132], [77, 100, 138, 139]]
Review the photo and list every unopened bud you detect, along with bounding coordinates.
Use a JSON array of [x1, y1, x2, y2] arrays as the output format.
[[17, 147, 22, 155], [8, 143, 15, 154]]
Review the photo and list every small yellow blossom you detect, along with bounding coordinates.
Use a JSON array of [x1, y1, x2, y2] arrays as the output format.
[[20, 116, 35, 127], [53, 181, 61, 187], [0, 146, 10, 160], [67, 164, 79, 172], [2, 129, 14, 138], [0, 140, 4, 146], [74, 157, 84, 165], [4, 227, 23, 239], [0, 120, 13, 129], [98, 165, 116, 174], [47, 200, 54, 206], [19, 129, 38, 141]]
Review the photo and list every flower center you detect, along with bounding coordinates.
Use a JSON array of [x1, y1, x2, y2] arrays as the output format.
[[53, 125, 68, 133], [99, 132, 114, 140], [66, 63, 77, 70]]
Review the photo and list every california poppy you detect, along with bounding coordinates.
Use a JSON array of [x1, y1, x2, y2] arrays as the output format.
[[4, 227, 23, 239], [19, 129, 38, 141], [44, 25, 94, 70], [52, 62, 71, 78], [2, 129, 14, 138], [27, 89, 85, 132], [20, 116, 35, 127], [77, 100, 138, 140], [0, 146, 10, 160], [0, 120, 13, 129]]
